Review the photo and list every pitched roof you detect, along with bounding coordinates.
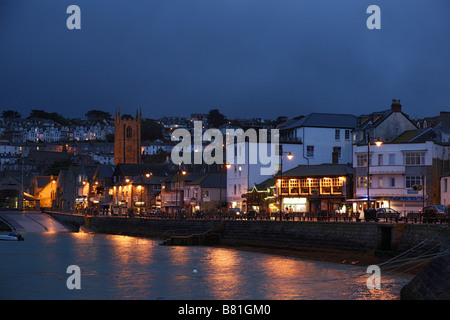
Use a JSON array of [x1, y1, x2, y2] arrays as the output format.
[[253, 177, 276, 191], [280, 163, 353, 178], [95, 165, 115, 178], [390, 128, 437, 143], [35, 176, 52, 188], [186, 173, 226, 188], [278, 113, 357, 130]]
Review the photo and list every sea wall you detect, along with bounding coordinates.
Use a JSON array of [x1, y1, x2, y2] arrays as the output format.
[[47, 212, 221, 238], [47, 212, 448, 253], [218, 220, 448, 253]]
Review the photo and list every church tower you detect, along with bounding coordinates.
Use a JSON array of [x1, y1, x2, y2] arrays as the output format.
[[114, 108, 142, 165]]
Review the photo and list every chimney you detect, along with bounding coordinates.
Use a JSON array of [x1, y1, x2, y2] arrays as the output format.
[[440, 111, 450, 127], [391, 99, 402, 112]]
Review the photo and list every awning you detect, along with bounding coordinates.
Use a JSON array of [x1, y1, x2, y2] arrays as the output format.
[[388, 197, 425, 202], [23, 192, 38, 201], [346, 197, 377, 202]]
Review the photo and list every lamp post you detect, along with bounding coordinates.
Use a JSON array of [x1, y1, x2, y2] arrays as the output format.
[[366, 132, 382, 211], [219, 163, 232, 213], [278, 144, 293, 220], [175, 169, 187, 217]]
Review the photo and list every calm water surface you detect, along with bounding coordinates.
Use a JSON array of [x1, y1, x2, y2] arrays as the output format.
[[0, 232, 411, 300]]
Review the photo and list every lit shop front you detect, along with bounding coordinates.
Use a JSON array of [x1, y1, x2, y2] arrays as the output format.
[[282, 197, 307, 212], [275, 164, 353, 214]]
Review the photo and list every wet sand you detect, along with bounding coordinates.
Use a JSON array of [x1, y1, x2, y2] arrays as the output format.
[[220, 244, 428, 275]]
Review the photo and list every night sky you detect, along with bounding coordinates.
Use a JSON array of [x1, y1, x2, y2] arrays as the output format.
[[1, 0, 449, 120]]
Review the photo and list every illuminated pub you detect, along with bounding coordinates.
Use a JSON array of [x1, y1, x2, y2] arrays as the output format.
[[275, 164, 353, 214]]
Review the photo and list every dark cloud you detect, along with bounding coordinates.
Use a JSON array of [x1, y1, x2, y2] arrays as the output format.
[[0, 0, 449, 120]]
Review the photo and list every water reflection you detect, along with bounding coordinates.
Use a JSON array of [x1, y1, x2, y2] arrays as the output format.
[[204, 248, 244, 299], [0, 233, 412, 300]]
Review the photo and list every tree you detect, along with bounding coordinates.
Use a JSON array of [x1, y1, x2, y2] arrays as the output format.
[[45, 159, 76, 175], [85, 110, 112, 123], [1, 109, 21, 119], [141, 118, 164, 141], [27, 109, 69, 125], [207, 109, 227, 128]]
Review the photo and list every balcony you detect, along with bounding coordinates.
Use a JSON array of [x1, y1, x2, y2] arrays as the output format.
[[369, 165, 405, 175], [355, 188, 410, 197]]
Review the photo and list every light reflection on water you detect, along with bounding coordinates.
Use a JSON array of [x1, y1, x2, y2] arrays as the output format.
[[0, 232, 411, 300]]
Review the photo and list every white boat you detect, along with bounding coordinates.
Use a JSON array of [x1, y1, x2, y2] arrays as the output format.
[[0, 233, 24, 241]]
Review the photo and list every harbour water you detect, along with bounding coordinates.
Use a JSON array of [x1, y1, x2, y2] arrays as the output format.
[[0, 232, 412, 300]]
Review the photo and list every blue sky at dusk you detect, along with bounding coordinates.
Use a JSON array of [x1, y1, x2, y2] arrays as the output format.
[[0, 0, 449, 120]]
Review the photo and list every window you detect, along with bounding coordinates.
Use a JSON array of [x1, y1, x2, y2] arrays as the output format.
[[357, 176, 372, 188], [306, 145, 314, 157], [404, 152, 425, 165], [406, 176, 422, 189], [390, 177, 395, 187], [335, 129, 340, 141], [126, 126, 132, 139], [345, 130, 350, 141], [389, 154, 395, 165], [357, 154, 369, 166], [445, 179, 448, 192], [332, 146, 341, 159], [378, 154, 383, 166]]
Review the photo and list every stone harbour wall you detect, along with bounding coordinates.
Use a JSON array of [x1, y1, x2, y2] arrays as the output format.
[[47, 212, 447, 253]]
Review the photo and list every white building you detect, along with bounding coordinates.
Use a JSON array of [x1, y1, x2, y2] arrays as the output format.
[[353, 135, 448, 214], [278, 113, 357, 166], [226, 113, 358, 211], [441, 176, 450, 207]]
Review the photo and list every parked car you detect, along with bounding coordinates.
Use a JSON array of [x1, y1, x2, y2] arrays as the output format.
[[420, 205, 448, 223], [226, 208, 243, 219], [376, 208, 402, 221]]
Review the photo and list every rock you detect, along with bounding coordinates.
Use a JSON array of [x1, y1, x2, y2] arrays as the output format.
[[400, 255, 450, 300]]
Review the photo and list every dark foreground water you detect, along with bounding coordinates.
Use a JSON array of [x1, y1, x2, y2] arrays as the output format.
[[0, 232, 411, 300]]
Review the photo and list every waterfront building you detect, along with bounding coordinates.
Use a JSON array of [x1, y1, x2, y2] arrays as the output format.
[[227, 112, 357, 212], [89, 165, 115, 212], [278, 113, 357, 165], [30, 175, 57, 208], [352, 99, 418, 144], [245, 178, 276, 214], [275, 164, 353, 214], [160, 172, 204, 215], [111, 163, 174, 214], [353, 130, 450, 214], [0, 175, 24, 210], [183, 172, 227, 214]]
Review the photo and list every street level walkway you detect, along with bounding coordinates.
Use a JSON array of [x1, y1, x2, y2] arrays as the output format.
[[0, 211, 69, 233]]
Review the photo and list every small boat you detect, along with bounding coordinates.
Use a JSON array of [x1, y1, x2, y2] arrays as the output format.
[[0, 232, 24, 241]]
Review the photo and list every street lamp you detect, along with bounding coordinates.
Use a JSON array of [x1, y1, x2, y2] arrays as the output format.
[[219, 164, 231, 212], [175, 169, 187, 216], [278, 145, 293, 220], [366, 133, 382, 210]]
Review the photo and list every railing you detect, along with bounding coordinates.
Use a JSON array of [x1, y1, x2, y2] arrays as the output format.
[[66, 208, 449, 224]]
